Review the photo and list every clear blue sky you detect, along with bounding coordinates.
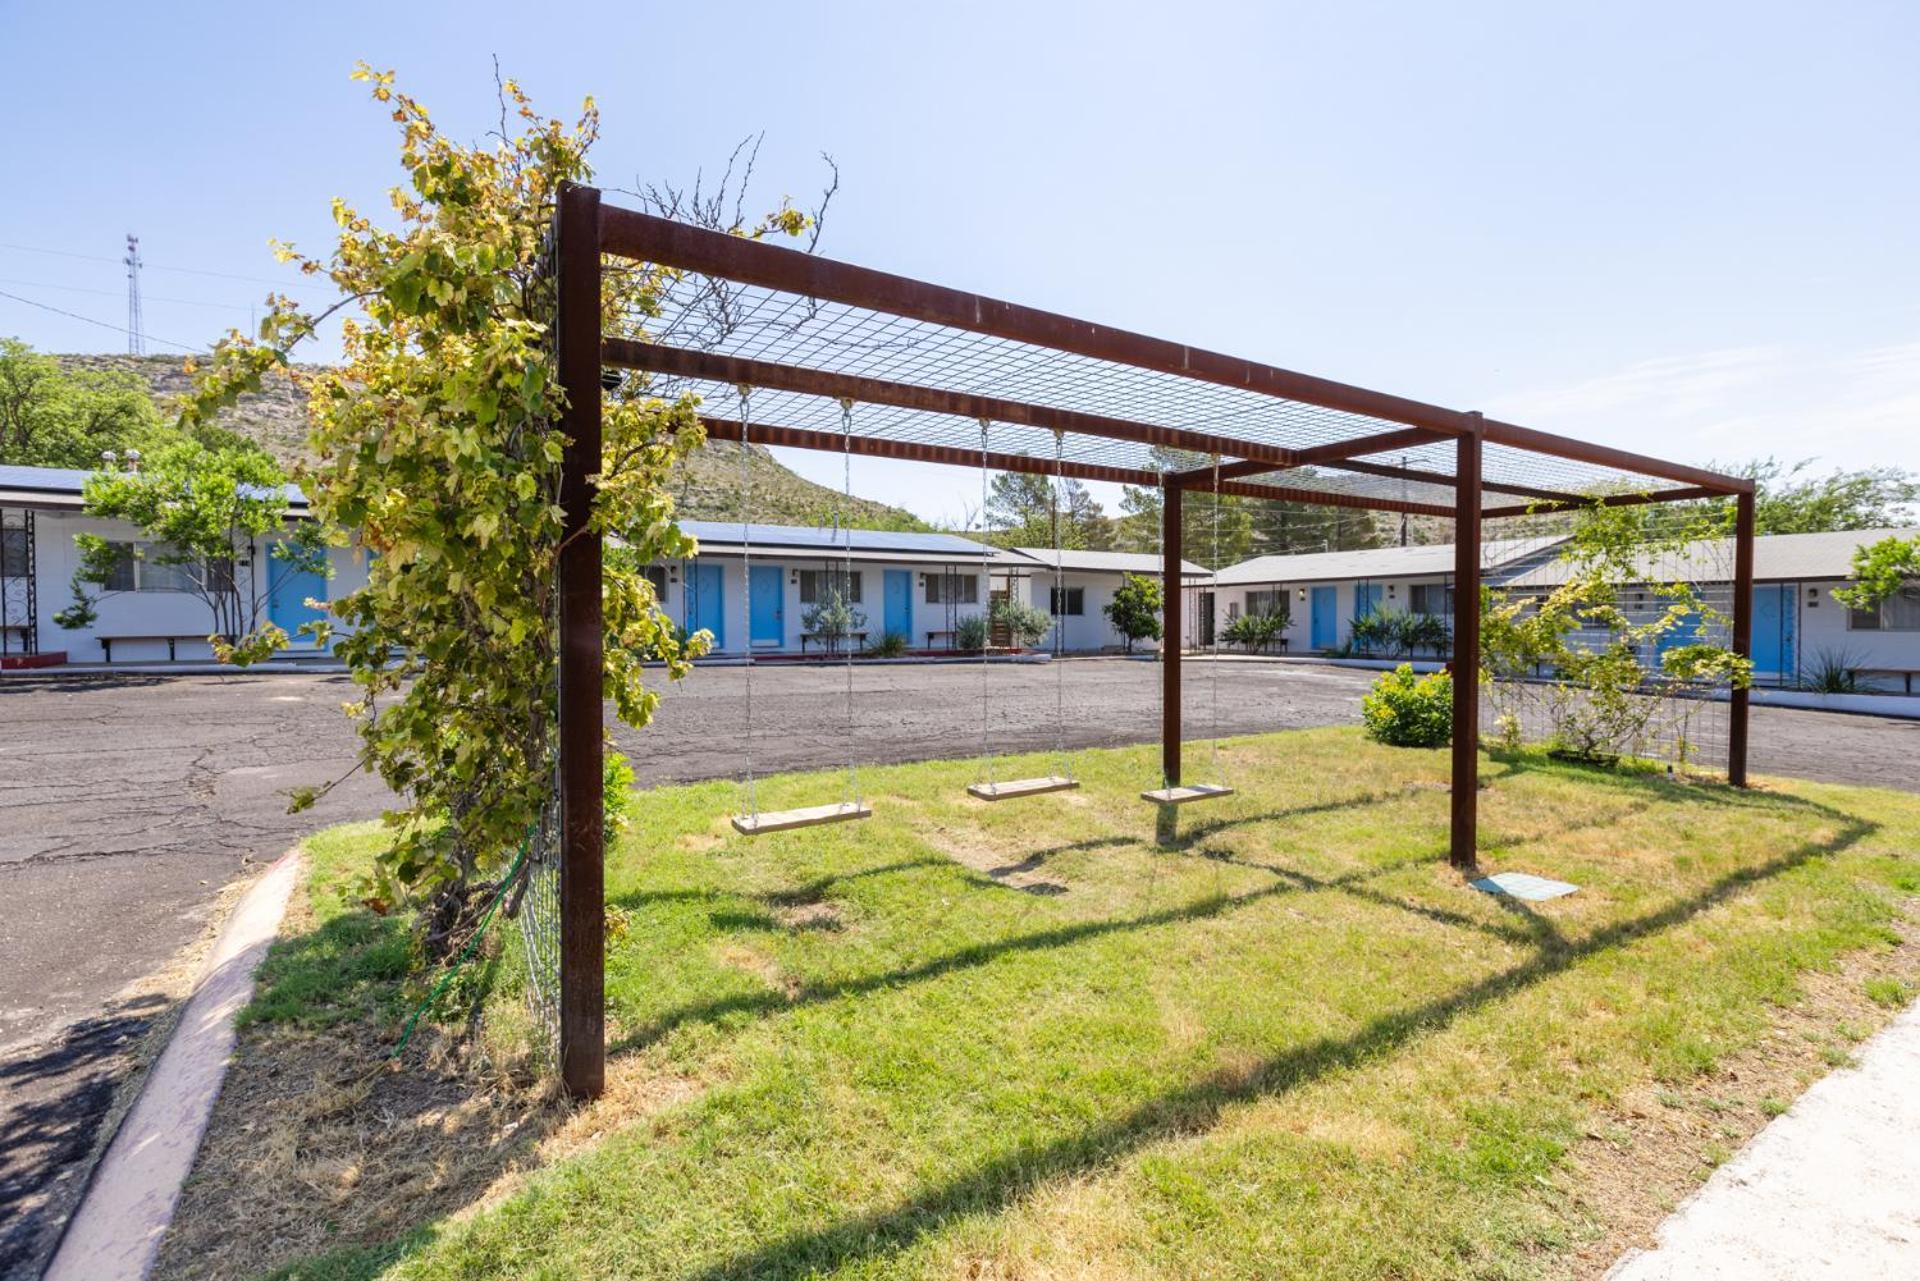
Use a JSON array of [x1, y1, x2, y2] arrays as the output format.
[[4, 1, 1915, 523]]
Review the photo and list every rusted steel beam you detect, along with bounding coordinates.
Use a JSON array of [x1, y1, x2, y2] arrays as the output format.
[[554, 182, 605, 1102], [1291, 426, 1453, 468], [1162, 484, 1183, 788], [699, 417, 1155, 487], [1481, 418, 1751, 495], [599, 203, 1474, 439], [1729, 491, 1755, 787], [1480, 485, 1723, 519], [608, 339, 1301, 472], [703, 415, 1459, 518], [1450, 418, 1483, 871], [1200, 476, 1456, 518]]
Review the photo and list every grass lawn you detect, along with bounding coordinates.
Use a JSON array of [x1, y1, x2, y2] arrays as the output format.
[[197, 727, 1919, 1280]]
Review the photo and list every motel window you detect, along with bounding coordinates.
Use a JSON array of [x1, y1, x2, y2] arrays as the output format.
[[1409, 583, 1454, 616], [99, 541, 204, 593], [799, 568, 863, 604], [1048, 586, 1085, 616], [643, 566, 669, 599], [1849, 586, 1920, 632], [925, 572, 978, 605], [1246, 589, 1286, 617], [2, 526, 29, 577]]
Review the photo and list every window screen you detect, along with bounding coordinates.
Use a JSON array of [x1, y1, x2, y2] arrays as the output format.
[[1246, 589, 1286, 617], [1853, 586, 1920, 632], [1048, 586, 1084, 615], [926, 572, 978, 604], [800, 568, 863, 604], [1409, 583, 1454, 616]]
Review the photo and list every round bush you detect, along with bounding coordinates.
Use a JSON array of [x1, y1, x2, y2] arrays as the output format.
[[1360, 664, 1453, 747]]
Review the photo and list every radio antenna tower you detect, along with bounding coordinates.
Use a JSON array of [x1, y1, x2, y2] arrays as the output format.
[[124, 234, 145, 355]]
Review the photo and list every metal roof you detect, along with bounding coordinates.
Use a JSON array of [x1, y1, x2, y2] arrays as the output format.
[[677, 519, 992, 559], [998, 546, 1208, 577], [1215, 536, 1568, 586], [0, 463, 308, 512], [1499, 527, 1920, 588]]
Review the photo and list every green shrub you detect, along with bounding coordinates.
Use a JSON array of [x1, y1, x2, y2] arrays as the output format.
[[865, 631, 910, 658], [991, 597, 1055, 649], [1222, 608, 1288, 652], [955, 614, 989, 652], [1360, 663, 1453, 747]]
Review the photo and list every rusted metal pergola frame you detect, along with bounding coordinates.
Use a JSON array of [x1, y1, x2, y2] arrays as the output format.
[[554, 181, 1756, 1099]]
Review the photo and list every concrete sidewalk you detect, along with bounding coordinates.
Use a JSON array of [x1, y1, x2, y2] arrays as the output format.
[[1608, 997, 1920, 1279]]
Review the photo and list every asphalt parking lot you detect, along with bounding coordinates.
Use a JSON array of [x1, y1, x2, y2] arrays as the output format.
[[1, 658, 1916, 1275]]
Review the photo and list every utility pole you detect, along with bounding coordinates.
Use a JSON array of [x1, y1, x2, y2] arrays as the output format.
[[124, 234, 145, 356]]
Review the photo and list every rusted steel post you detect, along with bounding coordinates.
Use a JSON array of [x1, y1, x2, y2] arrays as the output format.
[[1162, 482, 1183, 788], [1729, 490, 1756, 787], [1450, 418, 1483, 869], [555, 181, 605, 1100]]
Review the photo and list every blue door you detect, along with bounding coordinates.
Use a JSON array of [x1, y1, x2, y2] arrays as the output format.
[[749, 565, 784, 647], [1354, 582, 1383, 619], [1310, 586, 1337, 650], [884, 569, 911, 642], [267, 549, 327, 643], [1752, 584, 1795, 681], [687, 563, 724, 649]]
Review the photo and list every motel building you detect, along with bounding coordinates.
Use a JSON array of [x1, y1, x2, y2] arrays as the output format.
[[1209, 537, 1570, 655], [992, 546, 1208, 653], [0, 463, 367, 668], [647, 521, 1001, 656]]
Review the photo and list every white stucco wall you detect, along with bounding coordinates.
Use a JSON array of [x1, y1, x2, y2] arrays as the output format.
[[1222, 575, 1454, 653], [666, 556, 993, 655], [25, 511, 364, 662]]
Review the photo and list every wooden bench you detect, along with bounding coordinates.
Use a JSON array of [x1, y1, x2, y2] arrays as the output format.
[[98, 634, 213, 663], [1858, 667, 1920, 696], [799, 630, 867, 655], [925, 628, 956, 649]]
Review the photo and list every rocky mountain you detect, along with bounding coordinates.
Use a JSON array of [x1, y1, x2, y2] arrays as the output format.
[[57, 353, 929, 530]]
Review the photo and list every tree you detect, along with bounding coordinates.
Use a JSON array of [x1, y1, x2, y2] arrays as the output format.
[[181, 67, 826, 916], [800, 589, 866, 655], [53, 440, 329, 662], [0, 340, 168, 468], [1833, 533, 1920, 615], [1104, 572, 1163, 654], [1480, 501, 1750, 764], [1715, 457, 1920, 534], [984, 471, 1110, 549]]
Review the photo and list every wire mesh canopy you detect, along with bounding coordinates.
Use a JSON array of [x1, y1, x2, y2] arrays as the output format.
[[597, 204, 1748, 514]]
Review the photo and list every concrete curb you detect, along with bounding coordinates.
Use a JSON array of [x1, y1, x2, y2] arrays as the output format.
[[1605, 996, 1920, 1280], [43, 848, 304, 1281]]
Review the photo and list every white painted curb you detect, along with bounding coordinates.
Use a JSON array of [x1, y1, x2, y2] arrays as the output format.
[[45, 848, 304, 1281]]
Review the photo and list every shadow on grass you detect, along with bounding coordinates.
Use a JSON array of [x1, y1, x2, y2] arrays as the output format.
[[609, 846, 1443, 1055], [684, 804, 1879, 1280]]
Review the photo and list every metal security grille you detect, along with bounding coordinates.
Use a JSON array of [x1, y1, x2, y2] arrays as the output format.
[[516, 785, 563, 1066]]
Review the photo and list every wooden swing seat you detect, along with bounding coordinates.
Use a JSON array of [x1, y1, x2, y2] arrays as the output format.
[[1139, 783, 1235, 805], [731, 801, 873, 836], [967, 775, 1080, 802]]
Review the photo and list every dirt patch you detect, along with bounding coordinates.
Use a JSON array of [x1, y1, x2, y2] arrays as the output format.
[[152, 1022, 566, 1281], [1562, 905, 1920, 1278], [928, 828, 1071, 896], [775, 901, 845, 931]]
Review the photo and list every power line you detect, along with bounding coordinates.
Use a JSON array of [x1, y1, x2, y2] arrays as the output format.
[[0, 286, 206, 354], [0, 275, 261, 313], [0, 240, 321, 293]]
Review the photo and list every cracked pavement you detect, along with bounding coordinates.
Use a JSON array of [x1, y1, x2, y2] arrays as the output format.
[[1, 662, 1915, 1277]]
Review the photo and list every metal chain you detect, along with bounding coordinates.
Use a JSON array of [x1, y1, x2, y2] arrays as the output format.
[[977, 418, 994, 791], [1052, 429, 1070, 782], [840, 399, 861, 810], [1209, 451, 1226, 788], [737, 385, 758, 821]]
